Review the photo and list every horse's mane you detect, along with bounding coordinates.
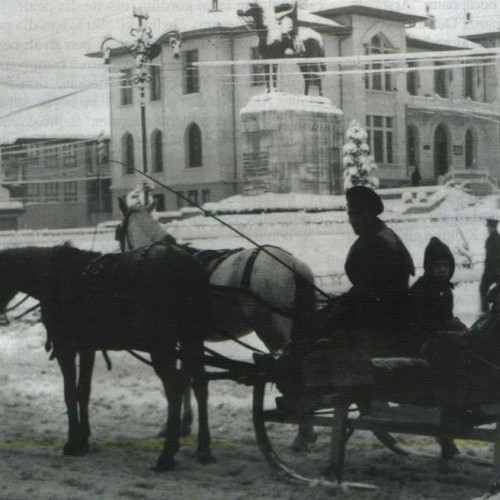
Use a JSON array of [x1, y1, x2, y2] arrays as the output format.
[[54, 242, 102, 261]]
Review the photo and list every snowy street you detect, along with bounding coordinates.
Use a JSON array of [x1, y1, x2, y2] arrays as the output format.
[[0, 194, 497, 499]]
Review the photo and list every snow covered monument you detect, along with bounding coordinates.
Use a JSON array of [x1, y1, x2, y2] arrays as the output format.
[[237, 1, 344, 195]]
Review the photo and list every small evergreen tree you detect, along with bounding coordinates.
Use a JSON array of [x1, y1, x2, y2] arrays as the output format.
[[342, 119, 379, 190]]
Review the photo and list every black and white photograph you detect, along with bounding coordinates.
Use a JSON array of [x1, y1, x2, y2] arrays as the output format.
[[2, 0, 500, 498]]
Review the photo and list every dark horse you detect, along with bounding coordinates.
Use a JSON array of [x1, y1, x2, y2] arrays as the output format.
[[238, 2, 326, 95], [0, 243, 212, 471]]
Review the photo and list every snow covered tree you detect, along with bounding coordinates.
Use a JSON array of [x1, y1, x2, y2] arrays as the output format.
[[342, 119, 379, 190]]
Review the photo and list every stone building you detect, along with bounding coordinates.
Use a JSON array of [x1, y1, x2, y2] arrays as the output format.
[[0, 137, 112, 229], [96, 1, 500, 215]]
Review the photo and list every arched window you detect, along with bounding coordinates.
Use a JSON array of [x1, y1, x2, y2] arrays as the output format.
[[434, 124, 451, 177], [122, 133, 134, 174], [186, 123, 202, 168], [151, 130, 163, 173], [465, 129, 476, 169], [407, 125, 419, 168], [364, 34, 397, 92]]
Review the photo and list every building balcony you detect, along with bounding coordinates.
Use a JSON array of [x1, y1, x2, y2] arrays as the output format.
[[408, 95, 499, 117]]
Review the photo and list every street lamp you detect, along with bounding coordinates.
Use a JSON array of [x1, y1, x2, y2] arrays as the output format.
[[100, 9, 181, 202]]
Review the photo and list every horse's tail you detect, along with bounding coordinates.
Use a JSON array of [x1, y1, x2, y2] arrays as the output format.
[[291, 272, 317, 344]]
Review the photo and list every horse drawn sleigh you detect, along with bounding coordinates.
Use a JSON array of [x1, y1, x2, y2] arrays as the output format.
[[2, 191, 500, 495]]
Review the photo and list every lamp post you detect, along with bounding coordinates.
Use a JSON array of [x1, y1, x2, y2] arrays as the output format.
[[100, 9, 181, 204]]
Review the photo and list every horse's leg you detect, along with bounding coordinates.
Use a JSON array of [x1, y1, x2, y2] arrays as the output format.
[[181, 386, 193, 437], [265, 64, 271, 93], [317, 76, 323, 96], [76, 350, 96, 455], [56, 351, 84, 456], [151, 351, 187, 472], [157, 381, 193, 438], [192, 374, 216, 464]]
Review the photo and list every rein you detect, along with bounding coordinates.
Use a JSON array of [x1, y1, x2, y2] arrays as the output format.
[[109, 160, 329, 300]]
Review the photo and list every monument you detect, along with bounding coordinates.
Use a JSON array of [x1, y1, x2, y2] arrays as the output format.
[[240, 93, 343, 195], [238, 2, 344, 195]]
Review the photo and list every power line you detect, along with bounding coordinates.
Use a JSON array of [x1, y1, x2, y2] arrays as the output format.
[[0, 76, 125, 121], [225, 59, 498, 81], [195, 46, 500, 68]]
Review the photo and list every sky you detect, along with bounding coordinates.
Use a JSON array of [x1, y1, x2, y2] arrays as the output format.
[[0, 0, 498, 142]]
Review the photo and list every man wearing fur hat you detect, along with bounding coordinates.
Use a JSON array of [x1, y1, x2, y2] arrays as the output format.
[[480, 215, 500, 313], [334, 186, 415, 347]]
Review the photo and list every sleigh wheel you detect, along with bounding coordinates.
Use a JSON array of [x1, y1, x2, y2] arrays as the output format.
[[252, 379, 377, 491]]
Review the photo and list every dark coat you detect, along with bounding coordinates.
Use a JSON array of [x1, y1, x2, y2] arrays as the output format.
[[410, 275, 454, 331], [484, 231, 500, 280], [343, 218, 415, 331], [480, 231, 500, 311], [410, 237, 459, 345]]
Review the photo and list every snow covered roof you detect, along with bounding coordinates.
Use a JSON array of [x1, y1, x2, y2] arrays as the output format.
[[88, 6, 344, 58], [311, 0, 427, 23], [0, 201, 24, 212], [461, 25, 500, 41], [241, 92, 343, 115], [160, 7, 344, 36], [406, 27, 484, 51]]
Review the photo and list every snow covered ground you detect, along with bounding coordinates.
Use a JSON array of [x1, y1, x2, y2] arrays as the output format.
[[0, 187, 498, 498]]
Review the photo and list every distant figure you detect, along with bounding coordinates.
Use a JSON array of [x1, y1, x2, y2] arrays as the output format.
[[480, 215, 500, 312], [411, 166, 422, 187]]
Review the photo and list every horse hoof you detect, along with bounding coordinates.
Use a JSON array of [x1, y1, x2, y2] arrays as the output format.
[[196, 452, 217, 465], [152, 455, 176, 472], [63, 442, 86, 456], [290, 438, 310, 453], [439, 440, 460, 460], [290, 432, 318, 452]]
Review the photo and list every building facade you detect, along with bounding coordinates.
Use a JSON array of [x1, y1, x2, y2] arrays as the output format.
[[0, 137, 112, 229], [99, 2, 500, 215]]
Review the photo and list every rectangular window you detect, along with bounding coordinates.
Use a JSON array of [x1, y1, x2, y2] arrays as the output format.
[[366, 115, 394, 164], [434, 62, 448, 97], [85, 144, 95, 175], [407, 61, 419, 96], [182, 50, 199, 94], [364, 38, 394, 92], [26, 183, 41, 203], [44, 147, 58, 168], [177, 191, 185, 209], [251, 47, 266, 87], [63, 144, 76, 168], [64, 181, 78, 203], [45, 182, 59, 202], [464, 65, 475, 100], [202, 189, 211, 204], [150, 65, 161, 101], [120, 68, 133, 105], [153, 193, 165, 211], [187, 190, 198, 206]]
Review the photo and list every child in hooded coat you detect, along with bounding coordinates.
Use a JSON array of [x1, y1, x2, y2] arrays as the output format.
[[410, 237, 466, 347], [410, 237, 467, 459]]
